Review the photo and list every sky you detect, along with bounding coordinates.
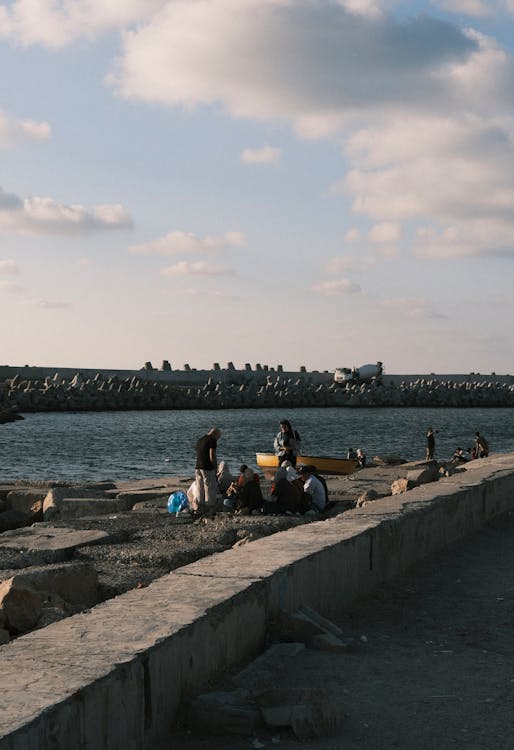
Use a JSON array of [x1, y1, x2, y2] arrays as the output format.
[[0, 0, 513, 375]]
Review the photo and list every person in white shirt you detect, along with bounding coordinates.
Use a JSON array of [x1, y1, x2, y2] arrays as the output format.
[[298, 466, 326, 512]]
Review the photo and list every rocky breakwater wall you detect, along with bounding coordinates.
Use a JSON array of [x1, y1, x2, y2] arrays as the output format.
[[2, 371, 513, 412]]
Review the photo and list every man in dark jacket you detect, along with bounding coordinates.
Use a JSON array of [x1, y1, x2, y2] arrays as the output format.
[[195, 427, 221, 514]]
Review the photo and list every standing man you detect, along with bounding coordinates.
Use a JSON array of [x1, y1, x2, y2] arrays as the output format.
[[195, 427, 222, 515], [426, 427, 435, 460]]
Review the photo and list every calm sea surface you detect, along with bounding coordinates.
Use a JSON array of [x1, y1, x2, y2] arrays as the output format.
[[0, 407, 512, 482]]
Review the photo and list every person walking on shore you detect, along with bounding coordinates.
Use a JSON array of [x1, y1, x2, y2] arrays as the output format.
[[426, 427, 435, 460], [195, 427, 222, 515]]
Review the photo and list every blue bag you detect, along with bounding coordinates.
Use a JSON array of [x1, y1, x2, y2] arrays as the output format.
[[167, 490, 189, 514]]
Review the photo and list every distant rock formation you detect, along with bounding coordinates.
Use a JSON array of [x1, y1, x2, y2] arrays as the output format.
[[0, 371, 512, 412]]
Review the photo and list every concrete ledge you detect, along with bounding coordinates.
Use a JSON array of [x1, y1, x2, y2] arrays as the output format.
[[1, 454, 514, 749]]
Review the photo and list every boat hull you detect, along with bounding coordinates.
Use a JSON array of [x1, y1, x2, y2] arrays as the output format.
[[255, 453, 357, 475]]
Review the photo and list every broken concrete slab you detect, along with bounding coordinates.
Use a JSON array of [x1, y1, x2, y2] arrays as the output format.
[[187, 690, 260, 736], [115, 489, 174, 505], [256, 687, 344, 740], [0, 578, 42, 634], [0, 562, 98, 608], [6, 489, 47, 514], [0, 527, 111, 565], [0, 509, 31, 533]]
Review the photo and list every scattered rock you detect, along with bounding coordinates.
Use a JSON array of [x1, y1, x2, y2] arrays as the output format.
[[356, 489, 379, 507], [256, 687, 344, 740], [406, 463, 440, 485], [0, 578, 42, 633], [391, 478, 415, 495]]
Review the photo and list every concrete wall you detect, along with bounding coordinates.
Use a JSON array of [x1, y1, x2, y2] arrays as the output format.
[[1, 454, 514, 749]]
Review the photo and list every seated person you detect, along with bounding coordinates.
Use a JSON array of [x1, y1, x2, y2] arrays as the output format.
[[452, 447, 469, 463], [298, 465, 327, 513], [347, 448, 357, 460], [356, 448, 366, 468], [280, 459, 299, 482], [270, 466, 310, 515], [227, 465, 263, 513], [216, 460, 235, 494]]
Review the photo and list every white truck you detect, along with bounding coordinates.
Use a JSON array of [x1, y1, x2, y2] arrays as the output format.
[[334, 362, 383, 384]]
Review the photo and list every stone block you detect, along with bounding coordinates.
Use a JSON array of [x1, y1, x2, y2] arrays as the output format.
[[356, 489, 379, 507], [0, 628, 10, 644], [406, 463, 440, 485], [257, 688, 344, 740], [0, 578, 42, 634], [59, 496, 132, 518], [391, 478, 414, 495], [270, 609, 327, 644], [0, 509, 30, 533], [0, 562, 98, 608], [6, 489, 46, 514]]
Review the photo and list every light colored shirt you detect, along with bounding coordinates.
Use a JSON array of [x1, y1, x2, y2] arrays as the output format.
[[303, 474, 326, 511]]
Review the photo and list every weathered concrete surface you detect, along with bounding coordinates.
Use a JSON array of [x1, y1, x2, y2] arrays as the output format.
[[0, 562, 98, 607], [0, 527, 111, 565], [0, 454, 513, 749], [58, 496, 133, 518]]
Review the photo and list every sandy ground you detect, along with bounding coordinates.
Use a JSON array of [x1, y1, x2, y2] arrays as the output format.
[[171, 513, 514, 750]]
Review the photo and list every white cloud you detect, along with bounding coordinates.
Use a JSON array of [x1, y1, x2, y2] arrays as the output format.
[[344, 228, 361, 242], [0, 109, 50, 146], [368, 221, 401, 243], [0, 259, 19, 275], [0, 0, 167, 48], [0, 280, 22, 293], [325, 256, 374, 274], [338, 0, 385, 18], [343, 110, 514, 257], [110, 1, 479, 137], [0, 187, 133, 235], [312, 278, 361, 295], [21, 297, 71, 308], [130, 230, 245, 256], [178, 287, 240, 300], [105, 0, 514, 262], [160, 261, 234, 277], [416, 221, 514, 258], [383, 296, 448, 319], [240, 146, 281, 165]]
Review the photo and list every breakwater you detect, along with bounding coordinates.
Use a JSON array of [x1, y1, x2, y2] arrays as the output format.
[[1, 366, 513, 412]]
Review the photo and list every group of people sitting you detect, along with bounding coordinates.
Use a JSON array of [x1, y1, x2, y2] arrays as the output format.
[[452, 431, 490, 463], [189, 420, 343, 519], [214, 459, 330, 517]]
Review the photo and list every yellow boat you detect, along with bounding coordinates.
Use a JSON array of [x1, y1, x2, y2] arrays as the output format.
[[255, 452, 357, 475]]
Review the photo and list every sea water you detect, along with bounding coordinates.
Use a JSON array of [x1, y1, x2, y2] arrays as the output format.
[[0, 407, 512, 482]]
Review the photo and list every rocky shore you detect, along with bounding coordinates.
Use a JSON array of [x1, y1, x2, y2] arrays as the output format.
[[1, 369, 513, 413], [0, 458, 465, 645]]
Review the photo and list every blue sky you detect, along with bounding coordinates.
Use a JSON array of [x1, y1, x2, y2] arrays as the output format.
[[0, 0, 513, 375]]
